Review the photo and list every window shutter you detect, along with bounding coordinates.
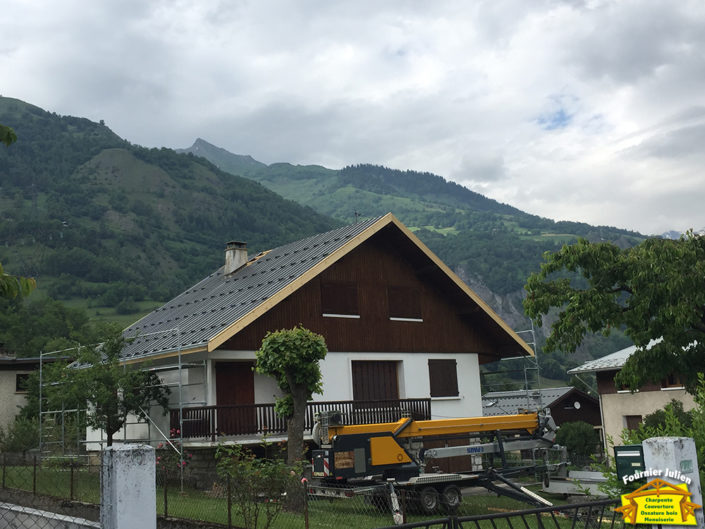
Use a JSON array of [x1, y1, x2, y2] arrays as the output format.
[[321, 281, 359, 315], [428, 359, 459, 397]]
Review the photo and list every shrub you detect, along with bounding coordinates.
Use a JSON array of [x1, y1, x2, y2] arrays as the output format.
[[555, 420, 600, 459]]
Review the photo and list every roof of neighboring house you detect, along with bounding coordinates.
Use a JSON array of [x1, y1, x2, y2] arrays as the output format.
[[121, 213, 533, 362], [482, 387, 579, 416], [567, 345, 637, 374]]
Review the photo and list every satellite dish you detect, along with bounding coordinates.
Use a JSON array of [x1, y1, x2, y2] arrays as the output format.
[[574, 401, 581, 409]]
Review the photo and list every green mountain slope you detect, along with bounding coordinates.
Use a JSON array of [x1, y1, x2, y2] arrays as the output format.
[[180, 139, 644, 296], [0, 97, 336, 312]]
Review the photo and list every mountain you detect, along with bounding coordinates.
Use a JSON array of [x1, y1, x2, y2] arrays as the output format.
[[179, 139, 643, 296], [0, 97, 336, 313]]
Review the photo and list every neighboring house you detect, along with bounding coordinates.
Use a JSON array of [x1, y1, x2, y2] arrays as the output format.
[[0, 356, 41, 431], [482, 386, 601, 429], [568, 345, 695, 450], [90, 214, 532, 448]]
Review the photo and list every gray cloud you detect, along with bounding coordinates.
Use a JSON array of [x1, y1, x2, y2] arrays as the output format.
[[2, 0, 705, 235]]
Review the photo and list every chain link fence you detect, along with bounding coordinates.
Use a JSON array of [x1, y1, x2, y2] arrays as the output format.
[[0, 451, 620, 529]]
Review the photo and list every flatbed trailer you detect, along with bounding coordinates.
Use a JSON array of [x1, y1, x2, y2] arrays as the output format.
[[310, 410, 559, 516]]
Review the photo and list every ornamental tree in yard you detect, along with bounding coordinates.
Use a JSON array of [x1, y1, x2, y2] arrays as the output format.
[[45, 332, 170, 446], [524, 233, 705, 393], [255, 326, 328, 465]]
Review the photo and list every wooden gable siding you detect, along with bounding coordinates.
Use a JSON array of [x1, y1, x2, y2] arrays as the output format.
[[220, 235, 497, 356]]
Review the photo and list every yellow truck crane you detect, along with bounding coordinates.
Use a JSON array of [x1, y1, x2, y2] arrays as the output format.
[[310, 410, 558, 514]]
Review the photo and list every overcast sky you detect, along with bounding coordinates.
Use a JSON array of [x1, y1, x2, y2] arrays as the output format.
[[3, 0, 705, 235]]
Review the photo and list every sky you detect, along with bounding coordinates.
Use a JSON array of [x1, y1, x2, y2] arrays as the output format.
[[3, 0, 705, 236]]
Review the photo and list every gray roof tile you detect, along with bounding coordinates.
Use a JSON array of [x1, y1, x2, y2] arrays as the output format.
[[121, 216, 384, 361], [482, 387, 574, 416]]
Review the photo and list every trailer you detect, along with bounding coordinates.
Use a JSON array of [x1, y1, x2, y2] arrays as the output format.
[[310, 410, 559, 515]]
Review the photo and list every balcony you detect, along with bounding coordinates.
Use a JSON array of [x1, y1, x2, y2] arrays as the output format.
[[169, 398, 432, 441]]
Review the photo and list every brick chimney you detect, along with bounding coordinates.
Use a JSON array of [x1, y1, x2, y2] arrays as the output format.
[[224, 241, 247, 275]]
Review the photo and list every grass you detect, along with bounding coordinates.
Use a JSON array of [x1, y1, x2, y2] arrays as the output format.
[[0, 464, 611, 529]]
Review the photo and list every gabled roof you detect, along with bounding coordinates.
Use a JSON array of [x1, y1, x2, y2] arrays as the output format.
[[482, 387, 575, 416], [567, 345, 636, 374], [121, 213, 532, 362]]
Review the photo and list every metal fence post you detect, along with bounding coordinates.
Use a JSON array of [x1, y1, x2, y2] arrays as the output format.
[[227, 475, 232, 528], [32, 455, 37, 496], [163, 468, 168, 518], [2, 453, 5, 489], [303, 480, 309, 529], [400, 489, 406, 524], [70, 461, 75, 501]]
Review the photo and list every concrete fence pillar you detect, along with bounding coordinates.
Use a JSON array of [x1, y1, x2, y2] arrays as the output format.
[[642, 436, 703, 528], [101, 444, 156, 529]]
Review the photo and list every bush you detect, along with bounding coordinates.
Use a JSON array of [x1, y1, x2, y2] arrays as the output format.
[[555, 421, 600, 459], [0, 417, 39, 453], [215, 444, 300, 529]]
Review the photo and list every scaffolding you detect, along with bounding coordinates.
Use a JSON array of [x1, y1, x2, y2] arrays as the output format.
[[481, 323, 543, 411], [37, 328, 207, 491]]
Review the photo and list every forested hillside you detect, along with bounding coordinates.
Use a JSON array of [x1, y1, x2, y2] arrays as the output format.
[[0, 97, 335, 328]]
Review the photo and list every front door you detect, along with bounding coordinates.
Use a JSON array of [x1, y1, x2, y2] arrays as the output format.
[[216, 362, 256, 435]]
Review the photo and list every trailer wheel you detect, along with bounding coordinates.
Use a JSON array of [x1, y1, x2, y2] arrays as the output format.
[[441, 485, 461, 513], [418, 486, 439, 514]]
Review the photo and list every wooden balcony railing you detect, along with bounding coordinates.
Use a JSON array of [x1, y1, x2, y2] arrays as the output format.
[[169, 398, 431, 441]]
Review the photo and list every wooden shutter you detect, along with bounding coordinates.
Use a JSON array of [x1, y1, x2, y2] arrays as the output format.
[[352, 361, 399, 402], [321, 281, 359, 315], [387, 286, 422, 319], [428, 359, 459, 397]]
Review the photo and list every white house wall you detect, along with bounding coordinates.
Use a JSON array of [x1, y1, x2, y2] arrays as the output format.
[[601, 388, 696, 448], [212, 349, 483, 419], [0, 371, 28, 431]]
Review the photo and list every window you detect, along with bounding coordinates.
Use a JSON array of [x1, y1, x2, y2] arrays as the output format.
[[661, 374, 684, 389], [387, 286, 422, 322], [428, 359, 459, 398], [16, 373, 29, 393], [624, 415, 642, 431], [321, 281, 359, 318]]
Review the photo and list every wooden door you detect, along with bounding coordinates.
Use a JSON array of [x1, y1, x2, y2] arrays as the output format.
[[216, 362, 256, 435], [351, 361, 400, 422]]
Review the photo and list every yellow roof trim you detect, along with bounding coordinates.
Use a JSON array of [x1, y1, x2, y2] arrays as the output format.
[[207, 212, 532, 357], [123, 345, 208, 365]]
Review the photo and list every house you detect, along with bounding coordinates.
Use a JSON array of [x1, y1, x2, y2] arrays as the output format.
[[90, 214, 533, 448], [568, 345, 695, 450], [0, 356, 45, 431], [482, 386, 601, 429]]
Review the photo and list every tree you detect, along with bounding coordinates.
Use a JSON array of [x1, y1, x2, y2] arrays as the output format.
[[0, 125, 35, 300], [255, 326, 328, 465], [0, 123, 17, 146], [524, 233, 705, 392], [0, 262, 36, 299], [43, 332, 170, 446]]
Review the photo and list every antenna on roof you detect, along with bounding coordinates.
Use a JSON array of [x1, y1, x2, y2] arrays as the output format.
[[354, 211, 360, 223]]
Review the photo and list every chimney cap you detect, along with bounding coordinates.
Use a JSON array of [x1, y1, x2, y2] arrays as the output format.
[[226, 241, 247, 250]]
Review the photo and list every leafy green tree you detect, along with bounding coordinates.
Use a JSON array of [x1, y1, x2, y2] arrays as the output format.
[[255, 326, 328, 465], [525, 233, 705, 392], [42, 332, 170, 446]]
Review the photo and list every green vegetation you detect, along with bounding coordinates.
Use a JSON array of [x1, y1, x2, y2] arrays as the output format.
[[255, 326, 328, 465], [555, 421, 601, 458], [525, 232, 705, 392], [0, 96, 337, 325], [40, 332, 170, 446]]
